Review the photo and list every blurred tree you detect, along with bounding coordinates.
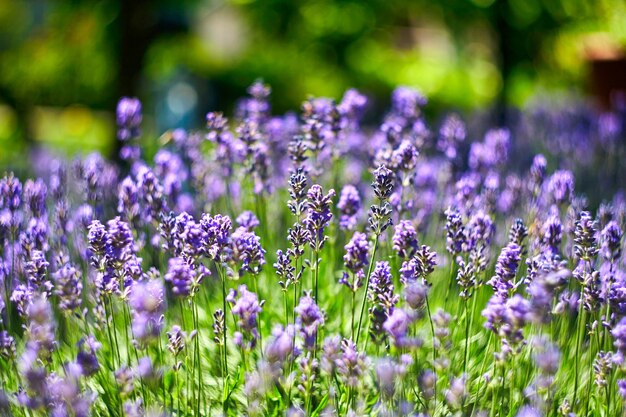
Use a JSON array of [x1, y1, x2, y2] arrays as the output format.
[[0, 0, 624, 159]]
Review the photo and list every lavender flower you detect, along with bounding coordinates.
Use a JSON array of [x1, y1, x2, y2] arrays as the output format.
[[547, 170, 574, 205], [228, 285, 263, 347], [52, 261, 83, 314], [391, 140, 419, 172], [392, 220, 418, 259], [164, 257, 203, 298], [295, 293, 324, 349], [445, 206, 465, 255], [116, 97, 142, 141], [456, 258, 476, 300], [369, 261, 398, 311], [24, 295, 56, 359], [106, 217, 134, 265], [231, 227, 266, 275], [136, 166, 167, 223], [236, 211, 260, 231], [303, 184, 335, 250], [337, 185, 361, 231], [574, 211, 598, 261], [288, 167, 309, 217], [23, 178, 47, 218], [129, 279, 165, 345], [529, 154, 547, 191], [613, 317, 626, 355], [167, 325, 186, 357], [343, 232, 369, 274], [372, 165, 395, 201], [404, 280, 429, 310], [200, 213, 233, 262], [337, 339, 368, 388], [438, 114, 466, 160], [87, 220, 108, 267], [0, 331, 15, 359], [383, 308, 416, 347], [368, 261, 399, 344], [24, 250, 51, 293], [488, 243, 522, 294], [602, 221, 622, 263], [76, 336, 101, 377], [274, 249, 295, 290], [399, 245, 437, 284], [391, 86, 426, 120], [118, 176, 140, 219]]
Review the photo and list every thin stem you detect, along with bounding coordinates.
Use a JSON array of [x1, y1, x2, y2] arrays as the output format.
[[425, 294, 438, 410], [356, 234, 379, 346], [218, 264, 229, 393], [574, 281, 587, 409], [351, 287, 356, 340], [253, 277, 264, 356], [463, 299, 470, 375]]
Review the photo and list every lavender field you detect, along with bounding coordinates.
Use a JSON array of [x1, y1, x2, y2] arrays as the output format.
[[1, 83, 626, 416]]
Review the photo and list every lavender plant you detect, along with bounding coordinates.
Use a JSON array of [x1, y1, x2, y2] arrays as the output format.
[[0, 84, 625, 417]]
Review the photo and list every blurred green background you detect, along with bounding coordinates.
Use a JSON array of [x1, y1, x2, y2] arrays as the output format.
[[0, 0, 625, 164]]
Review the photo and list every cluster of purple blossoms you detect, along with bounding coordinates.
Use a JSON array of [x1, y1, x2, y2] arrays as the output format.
[[391, 140, 419, 173], [488, 242, 522, 295], [52, 260, 83, 314], [303, 184, 335, 250], [231, 225, 266, 275], [482, 293, 532, 358], [573, 211, 599, 261], [438, 114, 466, 160], [368, 261, 399, 345], [468, 128, 511, 171], [393, 220, 419, 259], [199, 213, 233, 262], [340, 232, 369, 292], [116, 97, 142, 141], [383, 308, 418, 348], [3, 81, 626, 416], [547, 170, 575, 205], [228, 285, 263, 348], [337, 185, 361, 231], [343, 231, 369, 274], [399, 245, 437, 285], [444, 206, 465, 255], [129, 279, 165, 346], [368, 165, 395, 236], [542, 214, 563, 256], [295, 293, 324, 349], [164, 257, 204, 298], [602, 221, 623, 263]]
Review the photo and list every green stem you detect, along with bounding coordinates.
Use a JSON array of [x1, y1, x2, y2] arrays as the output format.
[[425, 294, 438, 411], [356, 234, 379, 346], [574, 284, 587, 409]]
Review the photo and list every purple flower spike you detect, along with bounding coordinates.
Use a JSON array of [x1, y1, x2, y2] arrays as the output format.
[[602, 221, 622, 263], [295, 293, 324, 349], [343, 232, 369, 274], [548, 170, 574, 205], [165, 257, 202, 298], [129, 279, 165, 345], [337, 185, 361, 231], [228, 285, 263, 348], [391, 86, 427, 120], [116, 97, 142, 141], [383, 308, 413, 347], [236, 211, 260, 231], [393, 220, 419, 259], [304, 185, 335, 250]]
